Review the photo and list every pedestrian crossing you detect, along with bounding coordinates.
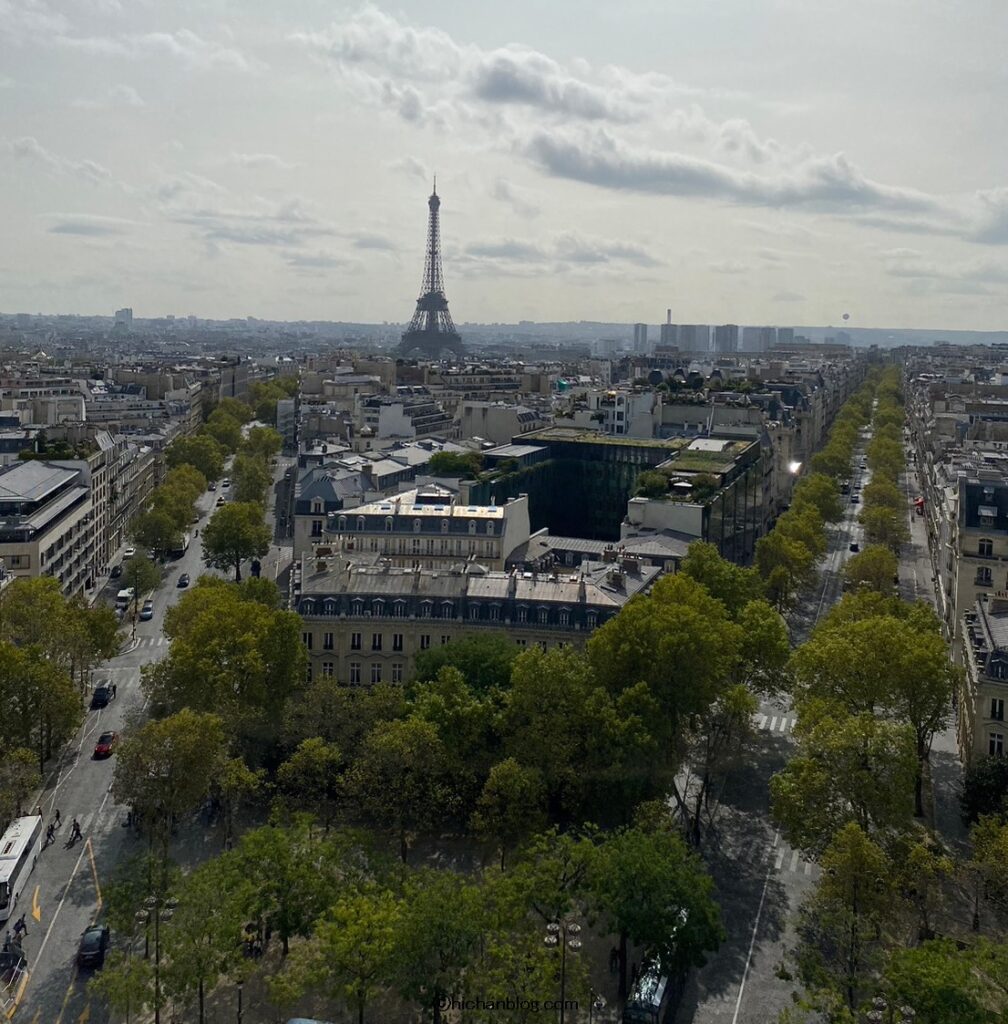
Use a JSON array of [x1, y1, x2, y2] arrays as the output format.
[[732, 835, 819, 877], [755, 712, 796, 734], [132, 635, 169, 649]]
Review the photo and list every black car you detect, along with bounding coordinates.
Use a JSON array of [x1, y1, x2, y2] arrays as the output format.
[[91, 685, 111, 709], [110, 564, 122, 579], [177, 573, 190, 588], [77, 925, 110, 969]]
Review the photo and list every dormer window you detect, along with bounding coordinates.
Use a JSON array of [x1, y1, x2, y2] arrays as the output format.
[[414, 518, 422, 533], [357, 517, 365, 532], [468, 520, 477, 535], [442, 519, 449, 534], [313, 501, 322, 514], [486, 521, 495, 535], [338, 516, 346, 531], [351, 599, 364, 615], [385, 517, 393, 533]]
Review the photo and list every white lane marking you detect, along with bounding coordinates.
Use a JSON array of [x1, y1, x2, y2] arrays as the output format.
[[778, 717, 789, 733], [774, 847, 786, 870], [732, 828, 779, 1024], [756, 714, 767, 729], [768, 716, 778, 732], [804, 860, 813, 876], [34, 841, 91, 965], [789, 849, 800, 873]]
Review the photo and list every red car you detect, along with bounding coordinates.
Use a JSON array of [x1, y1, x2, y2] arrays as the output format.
[[93, 731, 118, 758]]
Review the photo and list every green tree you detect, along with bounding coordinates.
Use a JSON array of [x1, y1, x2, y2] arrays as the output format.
[[276, 737, 344, 829], [202, 501, 271, 581], [960, 754, 1008, 823], [121, 555, 162, 639], [276, 888, 401, 1024], [859, 505, 909, 553], [810, 443, 853, 481], [165, 433, 225, 482], [680, 541, 764, 617], [775, 501, 828, 560], [243, 425, 282, 461], [348, 717, 453, 862], [755, 531, 817, 611], [231, 452, 272, 505], [862, 477, 906, 514], [413, 634, 519, 693], [470, 758, 547, 870], [842, 544, 898, 593], [734, 599, 790, 695], [770, 701, 916, 856], [501, 827, 594, 926], [203, 409, 244, 453], [132, 508, 180, 556], [216, 396, 252, 424], [87, 949, 153, 1023], [162, 856, 249, 1023], [214, 756, 264, 849], [282, 677, 405, 755], [792, 473, 844, 523], [0, 576, 69, 660], [112, 710, 227, 862], [634, 470, 669, 498], [792, 823, 899, 1015], [867, 436, 905, 482], [0, 747, 39, 825], [427, 450, 483, 477], [589, 822, 725, 998], [392, 870, 483, 1024]]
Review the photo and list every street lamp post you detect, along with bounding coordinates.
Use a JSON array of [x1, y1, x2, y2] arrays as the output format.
[[588, 989, 606, 1024], [141, 892, 178, 1024], [544, 919, 582, 1024]]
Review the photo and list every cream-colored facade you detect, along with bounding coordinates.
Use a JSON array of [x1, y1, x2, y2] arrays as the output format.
[[961, 596, 1008, 762]]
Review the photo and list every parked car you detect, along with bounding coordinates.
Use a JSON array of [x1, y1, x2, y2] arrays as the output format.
[[139, 599, 154, 621], [177, 573, 190, 588], [77, 925, 110, 969], [851, 495, 859, 504], [91, 685, 112, 709], [209, 481, 217, 491], [109, 564, 122, 579], [93, 731, 118, 758], [123, 546, 136, 559], [222, 478, 231, 488]]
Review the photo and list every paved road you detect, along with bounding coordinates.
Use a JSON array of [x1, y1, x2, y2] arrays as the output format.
[[681, 434, 872, 1024], [9, 464, 295, 1024]]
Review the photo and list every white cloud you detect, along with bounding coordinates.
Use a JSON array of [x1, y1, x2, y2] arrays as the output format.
[[53, 27, 254, 71], [1, 135, 116, 185], [72, 83, 145, 110], [45, 213, 137, 236], [229, 152, 297, 170]]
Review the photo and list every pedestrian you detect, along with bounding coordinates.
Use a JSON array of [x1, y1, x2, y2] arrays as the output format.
[[70, 818, 82, 842], [3, 931, 10, 952], [45, 823, 55, 846], [35, 805, 42, 819], [53, 808, 61, 827], [111, 682, 117, 699], [609, 946, 619, 975], [13, 915, 26, 938]]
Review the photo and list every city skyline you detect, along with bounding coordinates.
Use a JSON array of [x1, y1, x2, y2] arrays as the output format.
[[3, 1, 1008, 328]]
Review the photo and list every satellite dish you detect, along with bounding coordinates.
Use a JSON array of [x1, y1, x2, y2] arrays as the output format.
[[842, 313, 850, 321]]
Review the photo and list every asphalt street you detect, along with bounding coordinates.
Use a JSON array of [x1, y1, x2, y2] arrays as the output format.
[[10, 456, 295, 1024], [680, 432, 873, 1024]]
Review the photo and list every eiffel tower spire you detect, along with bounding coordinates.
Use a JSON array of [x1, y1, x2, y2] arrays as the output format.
[[397, 182, 464, 359]]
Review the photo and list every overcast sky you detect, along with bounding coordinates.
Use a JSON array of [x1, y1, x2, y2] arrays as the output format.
[[3, 0, 1008, 329]]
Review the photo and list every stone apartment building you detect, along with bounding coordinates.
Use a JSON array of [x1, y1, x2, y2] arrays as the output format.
[[293, 553, 660, 686], [961, 596, 1008, 762]]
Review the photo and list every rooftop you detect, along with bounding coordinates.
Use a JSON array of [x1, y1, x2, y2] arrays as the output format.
[[0, 460, 80, 502]]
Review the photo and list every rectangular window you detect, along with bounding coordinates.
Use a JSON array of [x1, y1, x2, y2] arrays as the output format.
[[391, 663, 403, 684], [301, 631, 313, 650], [372, 633, 382, 651], [393, 633, 403, 652], [305, 664, 313, 683], [990, 732, 1005, 756], [323, 632, 334, 651], [351, 632, 362, 651], [441, 635, 450, 646], [311, 519, 323, 537], [349, 662, 361, 685], [371, 663, 382, 684], [420, 634, 431, 650], [993, 698, 1005, 722], [322, 661, 334, 678]]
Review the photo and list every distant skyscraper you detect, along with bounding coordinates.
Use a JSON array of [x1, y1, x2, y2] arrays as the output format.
[[777, 327, 795, 346], [741, 326, 776, 352], [713, 324, 739, 353], [114, 307, 132, 326], [679, 325, 710, 351], [397, 183, 464, 360], [633, 323, 649, 353]]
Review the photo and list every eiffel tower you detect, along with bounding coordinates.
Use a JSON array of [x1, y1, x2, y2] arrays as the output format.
[[397, 181, 464, 359]]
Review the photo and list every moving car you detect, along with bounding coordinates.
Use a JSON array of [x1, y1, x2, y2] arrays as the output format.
[[110, 564, 122, 579], [91, 685, 112, 709], [849, 542, 860, 552], [216, 496, 226, 506], [209, 481, 217, 491], [123, 546, 136, 559], [77, 925, 110, 969], [177, 573, 190, 588], [93, 731, 118, 758], [850, 495, 859, 504], [222, 478, 231, 488], [139, 598, 154, 621]]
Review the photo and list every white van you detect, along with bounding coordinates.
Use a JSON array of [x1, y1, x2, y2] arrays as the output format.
[[115, 588, 135, 609]]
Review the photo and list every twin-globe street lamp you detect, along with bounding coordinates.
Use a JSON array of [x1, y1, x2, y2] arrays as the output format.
[[136, 892, 178, 1024], [544, 920, 581, 1024], [863, 995, 916, 1024]]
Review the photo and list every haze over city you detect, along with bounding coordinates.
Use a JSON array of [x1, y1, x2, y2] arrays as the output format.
[[3, 0, 1008, 329]]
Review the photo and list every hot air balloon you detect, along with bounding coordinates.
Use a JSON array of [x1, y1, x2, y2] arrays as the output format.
[[842, 313, 850, 321]]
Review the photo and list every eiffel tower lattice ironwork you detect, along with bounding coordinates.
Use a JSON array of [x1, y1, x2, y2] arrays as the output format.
[[397, 181, 464, 359]]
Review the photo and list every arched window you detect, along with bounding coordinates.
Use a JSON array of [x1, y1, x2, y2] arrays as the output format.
[[338, 516, 346, 531], [385, 517, 393, 533], [441, 601, 454, 618], [357, 516, 365, 532], [300, 599, 315, 615], [468, 520, 477, 535], [394, 600, 407, 618], [441, 519, 449, 534], [486, 521, 495, 535], [413, 518, 422, 533], [980, 538, 994, 557], [351, 599, 364, 615], [324, 599, 338, 616]]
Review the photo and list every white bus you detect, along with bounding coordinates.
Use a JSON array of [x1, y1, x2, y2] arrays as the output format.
[[0, 816, 43, 923]]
